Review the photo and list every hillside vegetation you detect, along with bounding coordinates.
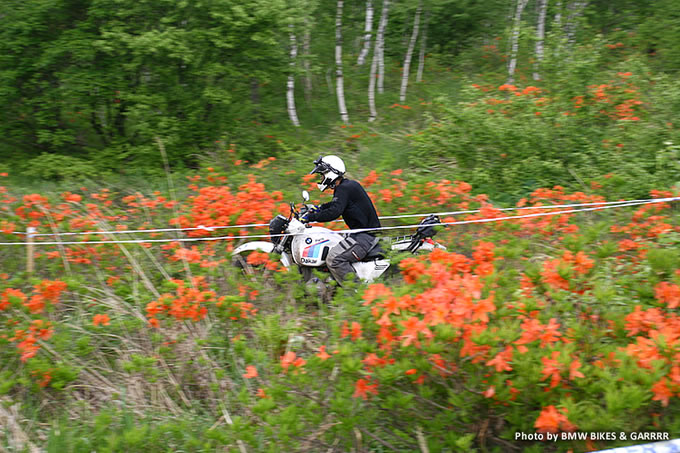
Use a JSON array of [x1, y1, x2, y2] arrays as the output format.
[[1, 0, 680, 452]]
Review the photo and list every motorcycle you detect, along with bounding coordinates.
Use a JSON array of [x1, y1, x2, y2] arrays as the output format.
[[232, 191, 446, 283]]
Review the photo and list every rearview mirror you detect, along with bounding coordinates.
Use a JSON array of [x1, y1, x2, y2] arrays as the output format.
[[302, 190, 310, 201]]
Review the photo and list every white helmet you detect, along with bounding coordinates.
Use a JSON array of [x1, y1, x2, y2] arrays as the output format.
[[310, 155, 346, 191]]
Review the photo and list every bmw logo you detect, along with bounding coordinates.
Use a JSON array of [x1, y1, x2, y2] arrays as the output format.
[[305, 238, 313, 244]]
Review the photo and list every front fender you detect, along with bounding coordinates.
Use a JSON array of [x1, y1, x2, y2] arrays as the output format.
[[233, 241, 275, 255], [232, 241, 293, 268]]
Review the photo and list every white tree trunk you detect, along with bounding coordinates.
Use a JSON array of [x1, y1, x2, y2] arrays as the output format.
[[565, 1, 588, 47], [357, 0, 374, 65], [303, 20, 313, 103], [368, 51, 379, 122], [377, 0, 390, 94], [287, 26, 301, 127], [416, 9, 429, 83], [335, 0, 349, 123], [399, 2, 422, 103], [533, 0, 548, 81], [552, 0, 563, 58], [554, 0, 563, 27], [507, 0, 529, 84], [369, 0, 390, 122]]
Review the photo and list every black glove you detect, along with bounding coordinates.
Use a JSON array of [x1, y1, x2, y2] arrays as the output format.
[[300, 205, 320, 223]]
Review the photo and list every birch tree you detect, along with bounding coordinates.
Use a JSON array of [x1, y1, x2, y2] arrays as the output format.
[[287, 25, 301, 126], [377, 0, 390, 94], [565, 1, 588, 48], [507, 0, 529, 84], [533, 0, 548, 81], [357, 0, 374, 65], [416, 9, 429, 83], [335, 0, 349, 123], [399, 1, 422, 103], [302, 20, 313, 103], [369, 0, 390, 122]]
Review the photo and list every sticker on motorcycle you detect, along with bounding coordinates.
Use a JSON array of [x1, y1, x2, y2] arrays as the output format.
[[302, 239, 330, 259]]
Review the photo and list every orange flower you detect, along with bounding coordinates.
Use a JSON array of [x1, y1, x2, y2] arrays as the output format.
[[93, 314, 110, 326], [17, 337, 40, 362], [353, 378, 379, 400], [172, 247, 203, 263], [24, 294, 45, 314], [541, 259, 570, 291], [243, 365, 258, 379], [400, 258, 426, 284], [32, 370, 52, 388], [362, 353, 387, 368], [651, 378, 673, 407], [0, 288, 26, 311], [280, 351, 306, 372], [539, 318, 562, 348], [534, 405, 577, 433], [293, 356, 306, 368], [362, 283, 393, 306], [341, 321, 363, 341], [655, 282, 680, 309], [569, 359, 585, 380], [498, 84, 517, 92], [316, 345, 331, 361], [540, 351, 562, 389], [569, 251, 594, 274], [35, 280, 67, 303], [400, 316, 433, 347], [0, 221, 15, 234], [256, 388, 268, 398], [61, 192, 82, 203], [280, 351, 297, 371], [30, 320, 53, 340], [486, 346, 513, 372], [361, 170, 379, 187], [522, 86, 540, 95]]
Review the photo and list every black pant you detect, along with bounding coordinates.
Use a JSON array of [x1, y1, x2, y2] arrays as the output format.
[[326, 233, 379, 285]]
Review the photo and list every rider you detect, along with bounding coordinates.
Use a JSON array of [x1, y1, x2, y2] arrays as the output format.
[[302, 155, 381, 285]]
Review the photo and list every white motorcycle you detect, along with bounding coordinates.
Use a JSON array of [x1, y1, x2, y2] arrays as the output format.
[[232, 191, 446, 283]]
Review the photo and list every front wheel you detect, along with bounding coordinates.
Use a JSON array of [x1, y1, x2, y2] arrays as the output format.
[[231, 241, 280, 277], [232, 251, 267, 276]]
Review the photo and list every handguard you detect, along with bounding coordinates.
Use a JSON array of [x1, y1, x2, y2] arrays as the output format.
[[406, 214, 441, 253], [299, 204, 320, 223]]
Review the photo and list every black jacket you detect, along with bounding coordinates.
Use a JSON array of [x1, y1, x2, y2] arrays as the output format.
[[307, 178, 381, 232]]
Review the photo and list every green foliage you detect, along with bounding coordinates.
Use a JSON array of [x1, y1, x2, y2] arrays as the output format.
[[646, 248, 680, 277], [3, 2, 680, 452], [409, 61, 680, 200], [21, 153, 100, 181], [46, 408, 230, 453]]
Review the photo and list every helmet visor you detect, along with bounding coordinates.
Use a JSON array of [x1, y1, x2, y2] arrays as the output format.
[[310, 157, 328, 175]]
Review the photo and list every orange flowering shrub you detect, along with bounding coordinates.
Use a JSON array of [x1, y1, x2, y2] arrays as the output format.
[[0, 281, 65, 372], [1, 160, 679, 452], [171, 174, 283, 237], [227, 183, 680, 452], [145, 277, 216, 326]]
